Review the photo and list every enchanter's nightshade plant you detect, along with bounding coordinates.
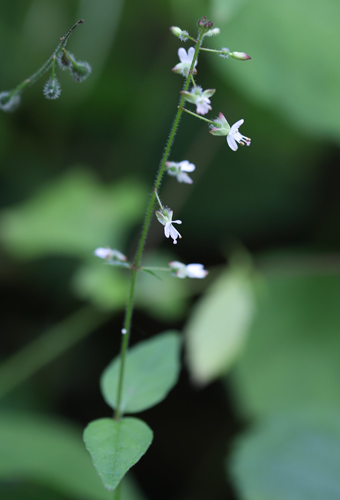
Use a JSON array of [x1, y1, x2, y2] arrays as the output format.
[[165, 160, 196, 184], [0, 20, 91, 112], [81, 16, 251, 495]]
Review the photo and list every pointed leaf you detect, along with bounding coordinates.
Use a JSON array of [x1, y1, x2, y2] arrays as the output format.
[[84, 417, 153, 491], [101, 332, 181, 414]]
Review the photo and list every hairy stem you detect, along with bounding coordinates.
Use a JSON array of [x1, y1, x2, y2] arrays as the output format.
[[10, 20, 84, 96], [114, 30, 205, 420]]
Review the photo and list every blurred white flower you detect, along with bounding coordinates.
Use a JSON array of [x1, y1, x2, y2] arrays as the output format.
[[94, 247, 127, 263], [165, 160, 196, 184], [169, 261, 208, 279], [155, 208, 182, 244], [227, 119, 251, 151], [181, 86, 215, 115], [172, 47, 197, 77]]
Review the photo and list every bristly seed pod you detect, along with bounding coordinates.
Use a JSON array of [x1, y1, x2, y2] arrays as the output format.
[[57, 50, 75, 70], [70, 60, 92, 82], [43, 77, 61, 100], [0, 91, 21, 112]]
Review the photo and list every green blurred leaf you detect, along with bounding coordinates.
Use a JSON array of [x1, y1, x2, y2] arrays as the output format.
[[230, 410, 340, 500], [0, 168, 145, 259], [0, 411, 143, 500], [231, 274, 340, 418], [72, 263, 129, 311], [101, 332, 181, 414], [185, 265, 256, 385], [211, 0, 340, 140], [74, 253, 190, 319], [84, 417, 153, 492]]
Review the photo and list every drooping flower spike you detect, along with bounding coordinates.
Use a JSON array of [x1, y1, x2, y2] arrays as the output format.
[[165, 160, 196, 184], [181, 86, 215, 115], [210, 113, 251, 151], [169, 261, 208, 279], [172, 47, 198, 77], [155, 208, 182, 244]]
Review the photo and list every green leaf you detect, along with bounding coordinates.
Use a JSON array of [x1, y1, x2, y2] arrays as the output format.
[[185, 266, 256, 385], [84, 417, 153, 492], [0, 168, 145, 259], [230, 410, 340, 500], [0, 411, 142, 500], [101, 332, 181, 414], [211, 0, 340, 140], [231, 274, 340, 418]]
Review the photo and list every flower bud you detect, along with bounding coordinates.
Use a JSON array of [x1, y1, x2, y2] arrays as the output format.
[[0, 91, 21, 112], [230, 51, 251, 61], [170, 26, 182, 37], [205, 27, 220, 37], [43, 77, 61, 100], [71, 61, 92, 82]]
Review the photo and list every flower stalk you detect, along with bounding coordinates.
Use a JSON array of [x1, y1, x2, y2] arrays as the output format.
[[114, 28, 205, 420]]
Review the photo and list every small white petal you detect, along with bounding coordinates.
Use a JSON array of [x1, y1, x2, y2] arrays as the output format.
[[169, 224, 181, 242], [187, 47, 196, 63], [179, 160, 196, 172], [230, 119, 244, 133], [94, 247, 111, 259], [227, 134, 238, 151], [172, 219, 182, 224], [186, 264, 208, 279], [164, 222, 171, 238], [177, 171, 193, 184], [178, 48, 188, 63]]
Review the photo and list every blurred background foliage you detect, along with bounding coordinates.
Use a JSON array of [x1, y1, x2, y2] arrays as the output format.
[[0, 0, 340, 499]]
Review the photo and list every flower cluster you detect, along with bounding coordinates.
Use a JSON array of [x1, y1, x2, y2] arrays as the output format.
[[95, 18, 252, 287]]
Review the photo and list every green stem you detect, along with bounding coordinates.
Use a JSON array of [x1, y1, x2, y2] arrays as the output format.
[[113, 483, 121, 500], [199, 47, 222, 54], [182, 107, 215, 124], [0, 306, 108, 399], [187, 35, 198, 44], [141, 266, 171, 272], [10, 19, 84, 96], [114, 29, 205, 421]]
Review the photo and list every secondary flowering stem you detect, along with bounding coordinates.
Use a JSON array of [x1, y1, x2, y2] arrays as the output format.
[[9, 20, 84, 97], [114, 29, 205, 421], [182, 106, 215, 124]]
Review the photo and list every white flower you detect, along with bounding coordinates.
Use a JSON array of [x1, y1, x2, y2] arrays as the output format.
[[169, 261, 208, 279], [94, 247, 127, 263], [165, 160, 196, 184], [181, 86, 215, 115], [172, 47, 198, 77], [227, 119, 251, 151], [155, 208, 182, 245], [209, 114, 251, 151]]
